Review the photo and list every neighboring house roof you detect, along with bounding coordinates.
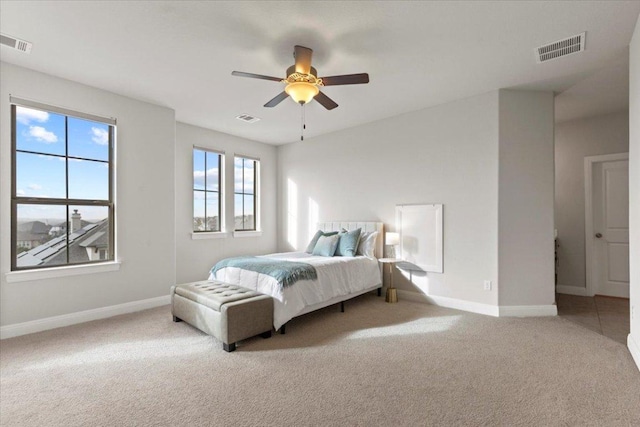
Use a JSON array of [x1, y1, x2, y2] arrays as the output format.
[[17, 221, 51, 235], [16, 232, 48, 242], [79, 231, 108, 249], [16, 220, 109, 267]]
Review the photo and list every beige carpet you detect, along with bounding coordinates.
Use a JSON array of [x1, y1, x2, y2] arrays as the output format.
[[1, 294, 639, 426]]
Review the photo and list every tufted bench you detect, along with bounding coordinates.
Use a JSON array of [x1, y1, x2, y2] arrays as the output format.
[[171, 280, 273, 352]]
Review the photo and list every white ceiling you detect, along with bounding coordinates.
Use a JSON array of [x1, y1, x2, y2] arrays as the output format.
[[1, 1, 639, 144]]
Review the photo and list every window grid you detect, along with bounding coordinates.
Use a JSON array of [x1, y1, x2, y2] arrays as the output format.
[[193, 148, 222, 232], [10, 104, 115, 271], [234, 157, 257, 231]]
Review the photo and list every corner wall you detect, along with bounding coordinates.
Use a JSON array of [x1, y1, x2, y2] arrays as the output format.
[[175, 122, 278, 283], [628, 14, 640, 370], [0, 62, 176, 328], [554, 112, 629, 294], [498, 90, 556, 307]]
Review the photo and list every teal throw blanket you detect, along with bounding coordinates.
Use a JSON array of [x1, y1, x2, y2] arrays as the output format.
[[210, 257, 317, 290]]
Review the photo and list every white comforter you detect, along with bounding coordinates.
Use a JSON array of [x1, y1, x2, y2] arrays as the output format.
[[209, 252, 381, 329]]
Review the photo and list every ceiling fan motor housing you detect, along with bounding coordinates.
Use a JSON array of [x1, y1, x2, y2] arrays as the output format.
[[286, 65, 319, 82]]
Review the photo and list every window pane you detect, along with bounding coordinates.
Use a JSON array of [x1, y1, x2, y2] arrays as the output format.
[[234, 193, 244, 230], [68, 159, 109, 200], [206, 192, 219, 231], [15, 106, 66, 156], [234, 157, 244, 192], [243, 194, 255, 230], [68, 117, 109, 161], [68, 206, 110, 265], [193, 190, 205, 231], [205, 152, 219, 191], [193, 149, 205, 190], [16, 152, 66, 199], [243, 159, 254, 195], [16, 204, 67, 268]]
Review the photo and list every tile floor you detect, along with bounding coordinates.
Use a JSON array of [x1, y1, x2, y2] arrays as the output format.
[[556, 293, 630, 344]]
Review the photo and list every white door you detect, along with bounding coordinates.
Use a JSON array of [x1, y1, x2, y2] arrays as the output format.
[[591, 158, 629, 298]]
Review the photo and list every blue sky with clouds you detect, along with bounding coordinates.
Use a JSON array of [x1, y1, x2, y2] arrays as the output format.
[[15, 106, 110, 221]]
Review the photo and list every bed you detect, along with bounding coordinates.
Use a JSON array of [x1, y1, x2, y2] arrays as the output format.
[[209, 222, 384, 331]]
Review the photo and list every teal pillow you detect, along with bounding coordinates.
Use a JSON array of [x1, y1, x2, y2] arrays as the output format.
[[335, 228, 362, 257], [305, 230, 338, 253], [312, 234, 340, 257]]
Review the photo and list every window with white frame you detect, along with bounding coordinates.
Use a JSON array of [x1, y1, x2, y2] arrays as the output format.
[[193, 148, 223, 232], [234, 156, 258, 231], [11, 98, 115, 271]]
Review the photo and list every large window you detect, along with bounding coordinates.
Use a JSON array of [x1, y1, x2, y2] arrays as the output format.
[[193, 148, 223, 232], [11, 99, 115, 271], [234, 156, 258, 231]]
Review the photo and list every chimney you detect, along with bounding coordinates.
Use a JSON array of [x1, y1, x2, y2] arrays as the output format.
[[71, 209, 82, 232]]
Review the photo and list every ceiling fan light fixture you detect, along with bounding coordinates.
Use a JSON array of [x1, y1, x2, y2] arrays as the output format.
[[285, 81, 319, 104]]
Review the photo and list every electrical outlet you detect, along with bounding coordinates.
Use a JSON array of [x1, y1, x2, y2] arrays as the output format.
[[483, 280, 492, 291]]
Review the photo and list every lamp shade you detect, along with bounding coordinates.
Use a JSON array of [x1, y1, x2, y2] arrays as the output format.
[[385, 232, 400, 246], [285, 81, 319, 104]]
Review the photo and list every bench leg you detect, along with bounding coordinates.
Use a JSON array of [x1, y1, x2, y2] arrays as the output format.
[[377, 287, 382, 297], [172, 316, 182, 322], [280, 324, 286, 335], [340, 301, 345, 313], [260, 330, 272, 339], [223, 342, 236, 352]]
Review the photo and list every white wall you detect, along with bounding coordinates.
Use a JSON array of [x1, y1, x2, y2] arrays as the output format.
[[628, 14, 640, 370], [175, 122, 278, 283], [0, 62, 176, 326], [554, 112, 629, 292], [498, 90, 556, 307], [278, 91, 501, 307]]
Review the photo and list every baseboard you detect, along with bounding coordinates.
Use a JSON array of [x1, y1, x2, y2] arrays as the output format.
[[498, 304, 558, 317], [0, 295, 171, 340], [556, 285, 589, 296], [396, 289, 557, 318], [397, 289, 500, 317], [628, 334, 640, 372]]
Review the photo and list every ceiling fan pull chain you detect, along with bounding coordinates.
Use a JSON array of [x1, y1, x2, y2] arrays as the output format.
[[300, 103, 306, 141]]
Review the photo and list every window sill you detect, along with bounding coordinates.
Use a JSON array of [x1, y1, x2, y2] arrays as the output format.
[[5, 261, 122, 284], [233, 231, 263, 238], [191, 232, 229, 240]]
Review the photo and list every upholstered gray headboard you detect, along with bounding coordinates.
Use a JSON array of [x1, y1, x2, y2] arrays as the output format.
[[317, 221, 384, 259]]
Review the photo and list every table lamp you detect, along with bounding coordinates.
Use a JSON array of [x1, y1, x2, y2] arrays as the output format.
[[385, 232, 400, 258]]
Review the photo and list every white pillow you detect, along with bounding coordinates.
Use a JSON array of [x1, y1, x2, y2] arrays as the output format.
[[356, 231, 378, 258]]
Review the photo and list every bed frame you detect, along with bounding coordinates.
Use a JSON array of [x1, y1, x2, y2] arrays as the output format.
[[280, 221, 384, 334]]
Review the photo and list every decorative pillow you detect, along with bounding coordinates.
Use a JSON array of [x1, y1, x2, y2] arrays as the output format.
[[335, 228, 362, 257], [305, 230, 338, 253], [356, 231, 378, 258], [312, 234, 341, 257]]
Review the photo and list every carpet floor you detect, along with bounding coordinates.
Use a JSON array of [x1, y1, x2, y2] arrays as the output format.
[[1, 293, 639, 426]]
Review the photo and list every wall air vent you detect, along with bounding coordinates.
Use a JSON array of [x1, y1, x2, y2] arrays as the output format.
[[536, 32, 585, 63], [236, 114, 260, 124], [0, 33, 33, 54]]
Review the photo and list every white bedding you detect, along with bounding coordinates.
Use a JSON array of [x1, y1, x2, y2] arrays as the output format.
[[208, 252, 382, 329]]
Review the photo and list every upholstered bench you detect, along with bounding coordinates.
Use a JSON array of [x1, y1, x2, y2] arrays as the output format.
[[171, 280, 273, 352]]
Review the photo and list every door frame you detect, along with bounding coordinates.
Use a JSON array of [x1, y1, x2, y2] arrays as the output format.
[[584, 152, 629, 297]]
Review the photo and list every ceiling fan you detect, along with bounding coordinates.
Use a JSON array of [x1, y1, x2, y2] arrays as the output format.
[[231, 45, 369, 110]]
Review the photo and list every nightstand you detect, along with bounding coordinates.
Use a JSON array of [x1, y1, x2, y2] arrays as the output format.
[[379, 258, 400, 303]]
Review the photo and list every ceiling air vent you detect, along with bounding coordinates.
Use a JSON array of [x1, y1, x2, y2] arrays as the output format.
[[536, 32, 585, 63], [236, 114, 260, 124], [0, 33, 33, 54]]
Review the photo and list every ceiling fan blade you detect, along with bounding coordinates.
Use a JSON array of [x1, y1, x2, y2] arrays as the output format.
[[314, 91, 338, 110], [320, 73, 369, 86], [232, 71, 282, 82], [264, 91, 289, 108], [294, 45, 313, 75]]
